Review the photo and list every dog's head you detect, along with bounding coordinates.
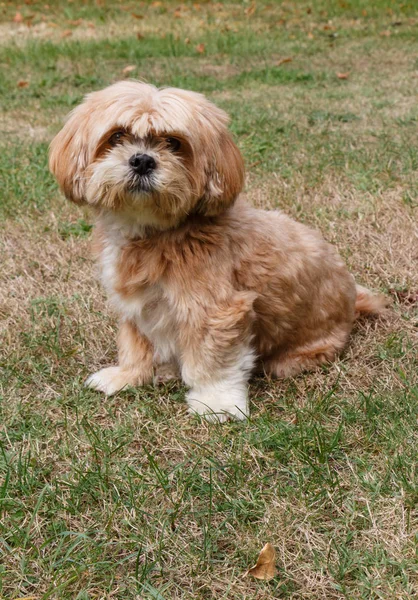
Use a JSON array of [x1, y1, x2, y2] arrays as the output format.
[[49, 81, 245, 228]]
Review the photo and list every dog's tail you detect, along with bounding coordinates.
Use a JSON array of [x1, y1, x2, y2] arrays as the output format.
[[355, 284, 388, 318]]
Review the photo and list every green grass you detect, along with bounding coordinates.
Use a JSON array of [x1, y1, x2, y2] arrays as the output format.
[[1, 1, 418, 598]]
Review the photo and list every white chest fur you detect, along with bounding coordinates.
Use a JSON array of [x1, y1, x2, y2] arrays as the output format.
[[98, 223, 177, 363]]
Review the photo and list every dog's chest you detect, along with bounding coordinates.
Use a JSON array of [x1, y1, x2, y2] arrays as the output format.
[[99, 234, 177, 361]]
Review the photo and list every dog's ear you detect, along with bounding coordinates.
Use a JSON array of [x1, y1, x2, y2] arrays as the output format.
[[49, 108, 89, 205], [198, 132, 245, 217]]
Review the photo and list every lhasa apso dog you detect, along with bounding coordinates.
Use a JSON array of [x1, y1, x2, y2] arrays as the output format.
[[49, 81, 385, 421]]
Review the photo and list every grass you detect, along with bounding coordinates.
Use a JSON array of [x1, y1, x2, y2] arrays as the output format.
[[1, 0, 418, 598]]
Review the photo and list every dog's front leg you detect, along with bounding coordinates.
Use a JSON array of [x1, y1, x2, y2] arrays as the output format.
[[180, 292, 256, 422], [86, 320, 154, 396]]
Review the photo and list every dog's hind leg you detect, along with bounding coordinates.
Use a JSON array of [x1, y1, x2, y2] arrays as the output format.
[[264, 329, 349, 379]]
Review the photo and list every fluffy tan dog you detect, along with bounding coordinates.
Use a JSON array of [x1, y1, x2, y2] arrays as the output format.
[[49, 81, 385, 421]]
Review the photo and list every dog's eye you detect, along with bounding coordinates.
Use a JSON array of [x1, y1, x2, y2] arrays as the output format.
[[109, 131, 126, 146], [166, 137, 181, 152]]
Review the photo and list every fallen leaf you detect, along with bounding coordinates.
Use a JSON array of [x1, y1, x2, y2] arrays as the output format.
[[307, 31, 314, 39], [136, 32, 144, 39], [380, 30, 391, 37], [122, 65, 136, 74], [243, 543, 277, 581], [131, 13, 144, 19], [184, 37, 190, 44], [336, 72, 350, 79], [151, 1, 162, 6], [87, 22, 95, 29], [13, 11, 24, 23], [61, 30, 72, 38], [68, 18, 82, 26], [389, 289, 418, 305], [245, 2, 256, 17], [174, 9, 182, 18], [17, 80, 29, 88], [196, 43, 205, 54], [276, 56, 292, 66]]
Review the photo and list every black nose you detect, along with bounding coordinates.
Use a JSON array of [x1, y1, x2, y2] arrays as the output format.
[[129, 153, 156, 176]]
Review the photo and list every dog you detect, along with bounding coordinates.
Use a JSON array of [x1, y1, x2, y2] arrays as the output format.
[[49, 81, 386, 422]]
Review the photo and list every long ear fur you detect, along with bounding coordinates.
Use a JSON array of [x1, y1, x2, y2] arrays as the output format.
[[49, 107, 89, 205], [198, 131, 245, 217]]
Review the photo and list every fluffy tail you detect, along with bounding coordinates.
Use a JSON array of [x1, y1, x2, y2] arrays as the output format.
[[355, 284, 388, 317]]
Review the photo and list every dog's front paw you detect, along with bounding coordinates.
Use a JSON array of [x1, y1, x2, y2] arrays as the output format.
[[85, 366, 133, 396], [186, 384, 249, 423]]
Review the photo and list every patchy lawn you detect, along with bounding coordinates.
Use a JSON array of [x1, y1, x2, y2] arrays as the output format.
[[1, 1, 417, 598]]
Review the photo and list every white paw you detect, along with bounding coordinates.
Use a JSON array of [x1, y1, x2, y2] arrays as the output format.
[[85, 366, 131, 396], [186, 384, 249, 423]]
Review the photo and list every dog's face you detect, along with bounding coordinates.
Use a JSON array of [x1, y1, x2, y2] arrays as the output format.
[[49, 81, 245, 228]]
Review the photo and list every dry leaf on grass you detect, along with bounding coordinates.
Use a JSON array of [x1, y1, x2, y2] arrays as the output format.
[[196, 43, 205, 54], [13, 12, 24, 23], [122, 65, 136, 74], [277, 57, 293, 66], [245, 3, 256, 17], [131, 13, 144, 19], [61, 30, 72, 38], [389, 289, 418, 305], [243, 542, 277, 581], [337, 72, 350, 79], [17, 80, 29, 88]]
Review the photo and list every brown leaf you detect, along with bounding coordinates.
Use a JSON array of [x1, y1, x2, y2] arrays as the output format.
[[336, 72, 350, 79], [87, 22, 96, 29], [61, 30, 72, 38], [68, 18, 82, 26], [245, 2, 256, 17], [151, 1, 162, 6], [174, 9, 182, 18], [122, 65, 136, 74], [380, 30, 391, 37], [276, 57, 292, 66], [131, 13, 144, 19], [307, 31, 314, 39], [17, 80, 29, 88], [243, 543, 277, 581], [389, 289, 418, 305], [13, 12, 24, 23], [195, 43, 205, 54], [184, 37, 190, 44], [136, 32, 144, 39]]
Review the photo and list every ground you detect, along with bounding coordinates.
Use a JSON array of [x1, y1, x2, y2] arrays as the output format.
[[1, 1, 418, 598]]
